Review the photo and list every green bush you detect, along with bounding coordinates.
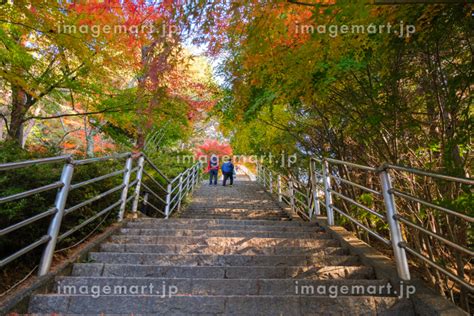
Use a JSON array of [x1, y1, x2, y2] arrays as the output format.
[[0, 145, 200, 292], [0, 143, 123, 292]]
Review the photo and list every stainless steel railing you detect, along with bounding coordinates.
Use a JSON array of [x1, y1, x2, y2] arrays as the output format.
[[0, 152, 201, 277], [257, 159, 473, 292], [134, 154, 201, 219]]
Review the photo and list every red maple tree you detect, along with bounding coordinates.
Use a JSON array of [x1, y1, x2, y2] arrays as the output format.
[[195, 140, 232, 158]]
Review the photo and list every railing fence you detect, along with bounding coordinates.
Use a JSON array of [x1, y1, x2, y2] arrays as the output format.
[[0, 152, 201, 277], [257, 158, 473, 295]]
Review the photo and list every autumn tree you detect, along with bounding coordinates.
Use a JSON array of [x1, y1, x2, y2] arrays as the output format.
[[195, 139, 232, 158], [188, 1, 472, 310], [1, 0, 217, 152]]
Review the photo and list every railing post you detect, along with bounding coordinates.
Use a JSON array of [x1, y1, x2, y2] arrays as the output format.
[[256, 163, 260, 183], [322, 159, 334, 226], [196, 163, 201, 185], [289, 179, 295, 213], [189, 168, 193, 191], [193, 165, 198, 188], [262, 167, 266, 188], [310, 160, 321, 220], [164, 182, 172, 219], [269, 171, 273, 193], [187, 169, 191, 192], [187, 170, 191, 193], [131, 155, 145, 216], [177, 173, 184, 212], [142, 192, 149, 215], [38, 161, 74, 276], [197, 163, 201, 185], [312, 186, 321, 219], [277, 175, 282, 202], [379, 167, 411, 281], [118, 155, 133, 221]]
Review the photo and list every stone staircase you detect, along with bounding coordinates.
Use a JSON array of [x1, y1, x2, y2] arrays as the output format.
[[28, 177, 410, 315]]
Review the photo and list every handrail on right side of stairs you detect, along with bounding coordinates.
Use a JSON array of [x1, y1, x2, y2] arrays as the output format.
[[256, 159, 473, 293]]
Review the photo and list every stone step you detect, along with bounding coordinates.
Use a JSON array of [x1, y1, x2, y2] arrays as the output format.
[[88, 252, 360, 267], [29, 295, 399, 315], [180, 207, 286, 210], [178, 215, 290, 221], [100, 243, 345, 256], [184, 209, 285, 213], [109, 235, 335, 247], [185, 207, 285, 211], [125, 222, 321, 232], [118, 228, 324, 239], [71, 263, 375, 280], [132, 218, 312, 226], [54, 277, 392, 296]]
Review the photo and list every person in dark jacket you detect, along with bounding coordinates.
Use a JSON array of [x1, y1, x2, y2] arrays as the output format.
[[221, 158, 234, 186], [207, 154, 219, 185]]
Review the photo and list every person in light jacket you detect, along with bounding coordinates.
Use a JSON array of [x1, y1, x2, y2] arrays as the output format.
[[207, 154, 219, 185]]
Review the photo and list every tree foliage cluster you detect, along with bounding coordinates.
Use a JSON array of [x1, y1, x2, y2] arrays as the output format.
[[192, 1, 472, 310], [0, 0, 217, 153]]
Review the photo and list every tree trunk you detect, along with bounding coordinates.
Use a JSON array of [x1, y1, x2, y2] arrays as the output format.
[[8, 85, 33, 145], [86, 130, 95, 157], [135, 45, 150, 150]]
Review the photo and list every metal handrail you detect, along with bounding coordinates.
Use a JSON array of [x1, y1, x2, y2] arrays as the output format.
[[59, 199, 123, 241], [0, 208, 57, 236], [400, 243, 473, 291], [142, 154, 170, 182], [170, 181, 181, 194], [394, 215, 473, 256], [257, 158, 473, 291], [72, 153, 131, 166], [135, 161, 201, 218], [70, 169, 126, 190], [330, 174, 382, 196], [332, 205, 391, 246], [141, 196, 166, 216], [0, 181, 64, 204], [0, 155, 71, 171], [141, 183, 167, 204], [0, 152, 201, 277], [64, 184, 125, 215], [391, 189, 473, 222], [386, 164, 474, 185], [330, 190, 385, 219], [142, 170, 167, 192], [0, 235, 51, 268], [326, 158, 377, 172]]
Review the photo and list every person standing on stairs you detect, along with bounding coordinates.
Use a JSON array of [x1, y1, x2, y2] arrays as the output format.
[[207, 154, 219, 185], [222, 158, 235, 186]]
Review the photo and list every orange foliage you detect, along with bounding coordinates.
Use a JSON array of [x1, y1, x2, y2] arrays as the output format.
[[195, 140, 232, 158]]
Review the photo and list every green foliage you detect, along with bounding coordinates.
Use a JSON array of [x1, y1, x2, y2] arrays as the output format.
[[0, 140, 198, 291], [0, 143, 123, 292], [147, 150, 196, 180], [204, 3, 472, 308]]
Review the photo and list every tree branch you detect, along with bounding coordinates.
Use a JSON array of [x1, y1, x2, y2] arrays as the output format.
[[0, 113, 10, 132], [23, 107, 133, 122], [287, 0, 331, 7]]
